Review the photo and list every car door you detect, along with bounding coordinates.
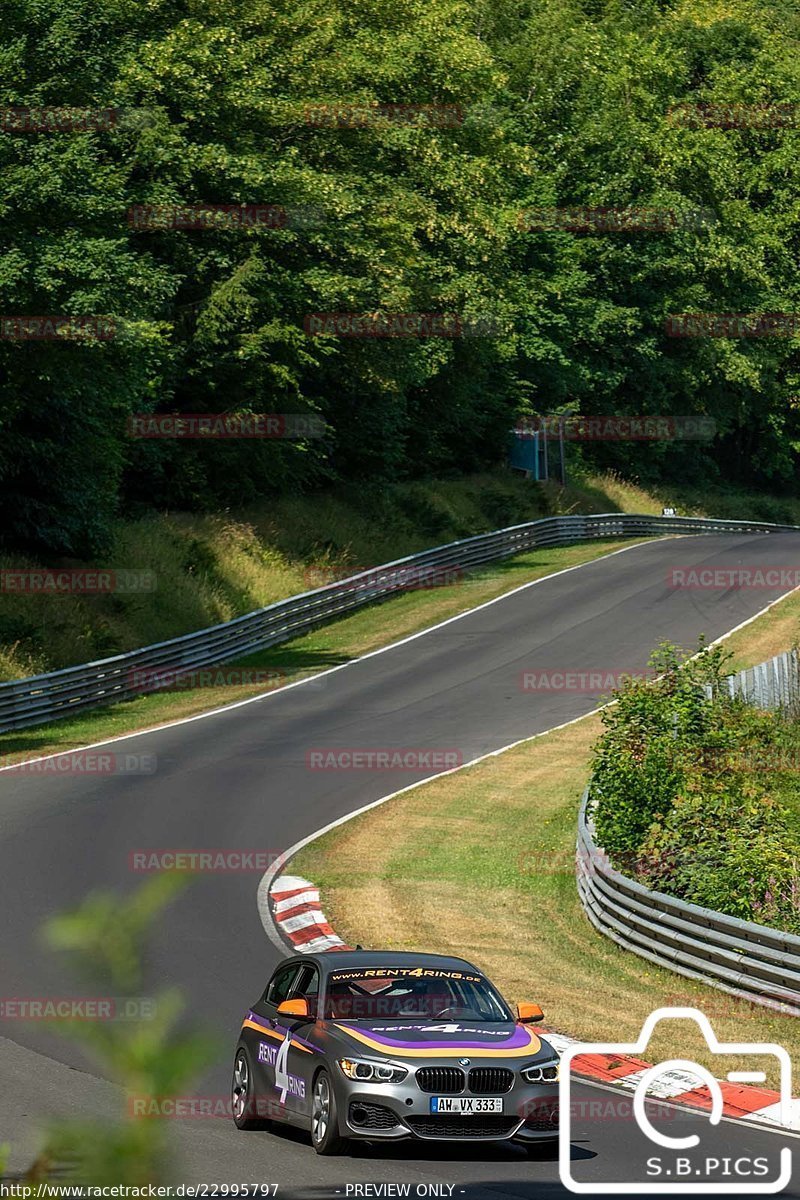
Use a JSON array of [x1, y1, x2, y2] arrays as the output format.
[[274, 962, 320, 1120], [252, 961, 302, 1119]]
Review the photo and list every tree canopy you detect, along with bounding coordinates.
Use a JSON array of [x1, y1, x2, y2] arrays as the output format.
[[1, 0, 799, 554]]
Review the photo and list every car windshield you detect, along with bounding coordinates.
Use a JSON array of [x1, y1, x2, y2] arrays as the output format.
[[324, 966, 513, 1021]]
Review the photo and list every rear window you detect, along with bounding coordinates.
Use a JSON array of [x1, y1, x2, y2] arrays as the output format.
[[324, 965, 511, 1021]]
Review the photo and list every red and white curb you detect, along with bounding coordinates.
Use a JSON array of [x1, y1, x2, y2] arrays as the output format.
[[270, 874, 353, 954], [542, 1032, 800, 1134], [269, 875, 799, 1135]]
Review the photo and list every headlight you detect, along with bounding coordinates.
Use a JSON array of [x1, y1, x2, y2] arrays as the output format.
[[337, 1056, 408, 1083], [521, 1057, 560, 1084]]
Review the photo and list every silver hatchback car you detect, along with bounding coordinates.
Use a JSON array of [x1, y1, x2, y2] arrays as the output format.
[[232, 950, 560, 1154]]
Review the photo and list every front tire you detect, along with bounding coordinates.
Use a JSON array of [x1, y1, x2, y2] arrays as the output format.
[[231, 1045, 265, 1130], [310, 1069, 347, 1155]]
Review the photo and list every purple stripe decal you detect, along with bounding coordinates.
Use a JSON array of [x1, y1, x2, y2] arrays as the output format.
[[246, 1010, 272, 1030], [245, 1010, 322, 1053], [346, 1025, 534, 1051]]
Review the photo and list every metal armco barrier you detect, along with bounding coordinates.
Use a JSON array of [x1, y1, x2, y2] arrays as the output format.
[[0, 512, 796, 734], [578, 645, 800, 1014], [706, 647, 800, 711]]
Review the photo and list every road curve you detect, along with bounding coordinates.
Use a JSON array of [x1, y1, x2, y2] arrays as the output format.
[[2, 531, 800, 1195]]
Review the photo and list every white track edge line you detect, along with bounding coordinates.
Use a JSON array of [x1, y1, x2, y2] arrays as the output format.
[[562, 1072, 800, 1141]]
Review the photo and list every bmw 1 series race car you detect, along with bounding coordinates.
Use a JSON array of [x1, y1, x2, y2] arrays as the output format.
[[231, 950, 560, 1154]]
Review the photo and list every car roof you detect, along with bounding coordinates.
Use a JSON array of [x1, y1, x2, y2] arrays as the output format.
[[287, 949, 484, 974]]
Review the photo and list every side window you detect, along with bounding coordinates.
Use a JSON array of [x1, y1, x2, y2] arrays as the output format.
[[265, 964, 300, 1007], [290, 964, 320, 1013]]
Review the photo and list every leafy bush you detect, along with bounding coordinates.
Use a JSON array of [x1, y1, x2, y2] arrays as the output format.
[[590, 642, 732, 866], [590, 642, 800, 932], [636, 774, 800, 932], [5, 875, 214, 1186]]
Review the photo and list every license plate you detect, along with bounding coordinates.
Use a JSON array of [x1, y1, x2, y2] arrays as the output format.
[[430, 1097, 503, 1114]]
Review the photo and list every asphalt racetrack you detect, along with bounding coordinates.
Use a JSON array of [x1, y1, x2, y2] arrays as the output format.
[[3, 531, 800, 1196]]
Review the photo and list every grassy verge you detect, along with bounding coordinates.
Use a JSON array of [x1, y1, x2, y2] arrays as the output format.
[[718, 586, 800, 670], [0, 537, 642, 763], [551, 471, 800, 528], [293, 640, 800, 1087], [1, 470, 554, 680]]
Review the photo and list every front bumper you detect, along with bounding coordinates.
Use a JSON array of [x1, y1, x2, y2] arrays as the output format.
[[333, 1071, 559, 1142]]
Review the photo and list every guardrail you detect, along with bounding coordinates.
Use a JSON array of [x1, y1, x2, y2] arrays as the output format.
[[706, 647, 800, 711], [578, 645, 800, 1014], [0, 512, 795, 735]]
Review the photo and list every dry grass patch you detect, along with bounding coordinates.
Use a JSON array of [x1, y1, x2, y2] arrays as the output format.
[[720, 586, 800, 670]]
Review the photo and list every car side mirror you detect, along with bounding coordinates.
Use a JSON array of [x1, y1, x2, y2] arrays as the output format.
[[517, 1002, 544, 1024], [277, 997, 310, 1020]]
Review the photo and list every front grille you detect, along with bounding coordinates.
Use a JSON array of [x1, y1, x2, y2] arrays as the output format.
[[415, 1066, 465, 1094], [406, 1115, 519, 1139], [468, 1067, 514, 1094], [349, 1102, 400, 1130]]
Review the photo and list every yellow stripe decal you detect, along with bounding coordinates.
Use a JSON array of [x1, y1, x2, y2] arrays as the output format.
[[240, 1019, 313, 1053]]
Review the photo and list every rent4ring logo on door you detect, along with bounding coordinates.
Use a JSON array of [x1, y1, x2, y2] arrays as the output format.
[[559, 1008, 792, 1194], [258, 1036, 306, 1102]]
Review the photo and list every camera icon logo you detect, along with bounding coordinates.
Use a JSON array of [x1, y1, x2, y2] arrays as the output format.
[[558, 1007, 792, 1194]]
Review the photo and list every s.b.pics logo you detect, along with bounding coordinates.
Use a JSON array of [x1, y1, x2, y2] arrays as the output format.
[[559, 1008, 792, 1194]]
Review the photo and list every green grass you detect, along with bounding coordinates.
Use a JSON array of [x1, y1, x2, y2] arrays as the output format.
[[551, 471, 800, 527], [718, 587, 800, 671]]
